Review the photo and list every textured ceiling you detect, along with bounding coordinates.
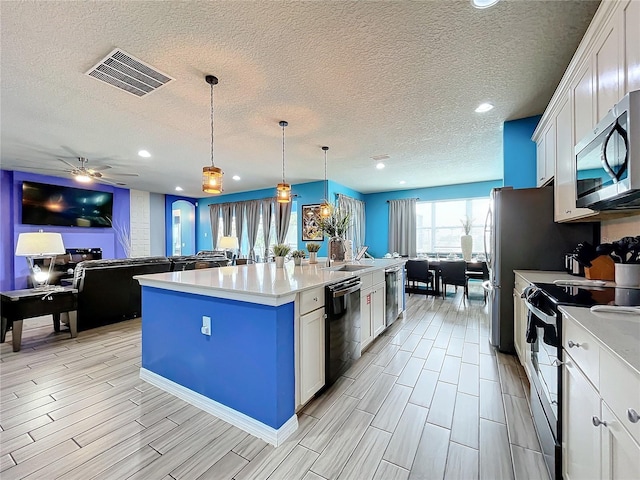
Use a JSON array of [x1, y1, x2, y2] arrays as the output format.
[[0, 0, 600, 197]]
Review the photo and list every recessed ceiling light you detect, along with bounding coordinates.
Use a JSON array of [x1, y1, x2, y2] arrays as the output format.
[[471, 0, 499, 9], [475, 102, 494, 113], [138, 150, 151, 158], [376, 162, 385, 170], [399, 180, 406, 185], [232, 175, 241, 181], [175, 186, 183, 191]]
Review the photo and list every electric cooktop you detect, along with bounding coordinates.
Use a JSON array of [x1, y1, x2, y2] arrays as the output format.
[[533, 282, 640, 308]]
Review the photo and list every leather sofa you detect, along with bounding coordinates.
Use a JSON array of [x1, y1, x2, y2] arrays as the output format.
[[73, 254, 229, 331]]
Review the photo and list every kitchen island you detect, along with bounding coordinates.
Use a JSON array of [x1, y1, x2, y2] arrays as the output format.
[[135, 258, 405, 446]]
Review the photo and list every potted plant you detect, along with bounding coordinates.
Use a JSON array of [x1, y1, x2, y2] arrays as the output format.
[[272, 243, 291, 268], [596, 236, 640, 286], [317, 204, 351, 261], [291, 250, 306, 266], [460, 216, 473, 261], [306, 242, 321, 264]]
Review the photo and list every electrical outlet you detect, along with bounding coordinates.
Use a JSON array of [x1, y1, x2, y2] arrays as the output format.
[[201, 316, 211, 336]]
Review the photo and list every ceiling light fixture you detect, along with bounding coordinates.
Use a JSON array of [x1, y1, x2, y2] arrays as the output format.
[[376, 162, 385, 170], [471, 0, 499, 9], [175, 186, 184, 191], [475, 102, 494, 113], [276, 120, 291, 203], [75, 174, 92, 183], [202, 75, 223, 194], [138, 150, 151, 158], [399, 180, 406, 185], [232, 175, 241, 181], [320, 146, 331, 218]]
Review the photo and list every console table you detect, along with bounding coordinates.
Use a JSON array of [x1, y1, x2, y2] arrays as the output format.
[[1, 287, 78, 352]]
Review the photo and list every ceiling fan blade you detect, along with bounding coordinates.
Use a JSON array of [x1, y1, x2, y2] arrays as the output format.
[[58, 158, 78, 169], [97, 177, 128, 186], [107, 172, 139, 177], [60, 145, 82, 158], [91, 165, 112, 171]]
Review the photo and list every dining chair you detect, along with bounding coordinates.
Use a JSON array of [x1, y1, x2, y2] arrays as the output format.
[[465, 261, 489, 302], [439, 261, 467, 299], [405, 260, 434, 295]]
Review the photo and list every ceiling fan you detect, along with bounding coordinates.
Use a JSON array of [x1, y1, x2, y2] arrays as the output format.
[[55, 157, 139, 186]]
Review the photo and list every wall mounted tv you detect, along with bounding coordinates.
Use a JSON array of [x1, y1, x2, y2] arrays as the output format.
[[22, 181, 114, 228]]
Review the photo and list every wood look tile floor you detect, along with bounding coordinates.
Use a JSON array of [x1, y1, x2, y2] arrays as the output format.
[[0, 285, 549, 480]]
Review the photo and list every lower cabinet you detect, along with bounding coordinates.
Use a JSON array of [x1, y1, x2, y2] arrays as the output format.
[[600, 402, 640, 480], [361, 272, 386, 351], [360, 285, 374, 350], [299, 307, 325, 405], [371, 283, 386, 338]]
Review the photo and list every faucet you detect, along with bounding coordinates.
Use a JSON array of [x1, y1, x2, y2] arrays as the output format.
[[326, 254, 335, 267]]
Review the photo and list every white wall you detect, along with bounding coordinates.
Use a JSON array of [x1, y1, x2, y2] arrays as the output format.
[[149, 192, 166, 256], [130, 190, 151, 257]]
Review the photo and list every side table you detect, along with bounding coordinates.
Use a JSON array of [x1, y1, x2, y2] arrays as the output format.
[[1, 287, 78, 352]]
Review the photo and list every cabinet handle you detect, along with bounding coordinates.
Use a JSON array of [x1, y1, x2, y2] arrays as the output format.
[[592, 416, 608, 427], [567, 340, 581, 348], [313, 297, 318, 302], [566, 210, 571, 214], [628, 409, 640, 423]]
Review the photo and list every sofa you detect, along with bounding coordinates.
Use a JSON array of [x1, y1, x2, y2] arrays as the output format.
[[73, 254, 229, 331]]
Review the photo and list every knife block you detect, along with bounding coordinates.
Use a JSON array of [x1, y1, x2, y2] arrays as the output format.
[[584, 255, 615, 281]]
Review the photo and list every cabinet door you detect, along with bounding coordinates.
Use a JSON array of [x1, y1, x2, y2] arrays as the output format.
[[555, 95, 595, 222], [372, 284, 386, 338], [360, 287, 373, 350], [563, 355, 601, 480], [600, 402, 640, 480], [573, 61, 595, 144], [536, 136, 546, 187], [623, 0, 640, 92], [513, 290, 523, 362], [300, 308, 325, 405], [594, 20, 622, 122], [544, 121, 556, 186]]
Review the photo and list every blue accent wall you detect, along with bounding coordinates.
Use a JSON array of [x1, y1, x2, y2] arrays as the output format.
[[1, 170, 131, 290], [141, 286, 295, 429], [363, 180, 501, 258], [503, 115, 541, 189]]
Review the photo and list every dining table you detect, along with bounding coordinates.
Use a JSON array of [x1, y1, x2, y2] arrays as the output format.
[[406, 257, 487, 296]]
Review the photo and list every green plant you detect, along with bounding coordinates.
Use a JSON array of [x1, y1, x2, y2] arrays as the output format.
[[317, 204, 351, 238], [460, 216, 473, 235], [291, 250, 306, 258], [272, 243, 291, 257], [306, 242, 321, 253]]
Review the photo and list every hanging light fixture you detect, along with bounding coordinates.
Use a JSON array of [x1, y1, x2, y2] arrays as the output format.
[[320, 146, 331, 218], [276, 120, 291, 203], [202, 75, 223, 194]]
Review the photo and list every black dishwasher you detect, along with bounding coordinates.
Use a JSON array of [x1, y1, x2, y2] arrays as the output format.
[[324, 278, 362, 388]]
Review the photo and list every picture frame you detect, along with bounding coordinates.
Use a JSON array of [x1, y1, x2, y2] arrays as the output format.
[[302, 204, 324, 241]]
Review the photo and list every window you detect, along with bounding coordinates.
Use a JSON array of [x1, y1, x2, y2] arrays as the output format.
[[416, 197, 490, 255]]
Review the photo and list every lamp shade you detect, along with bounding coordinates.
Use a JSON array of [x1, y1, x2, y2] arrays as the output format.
[[219, 236, 239, 250], [15, 232, 65, 256]]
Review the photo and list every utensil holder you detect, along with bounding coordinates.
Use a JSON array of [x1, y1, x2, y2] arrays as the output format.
[[615, 263, 640, 287], [584, 255, 615, 281]]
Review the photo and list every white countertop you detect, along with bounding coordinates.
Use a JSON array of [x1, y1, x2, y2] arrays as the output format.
[[559, 305, 640, 376], [135, 258, 406, 306]]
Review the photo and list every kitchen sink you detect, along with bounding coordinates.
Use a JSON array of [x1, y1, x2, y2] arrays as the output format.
[[330, 264, 371, 272]]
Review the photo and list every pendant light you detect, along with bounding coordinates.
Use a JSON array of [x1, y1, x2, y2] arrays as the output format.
[[202, 75, 223, 194], [320, 146, 331, 218], [276, 120, 291, 203]]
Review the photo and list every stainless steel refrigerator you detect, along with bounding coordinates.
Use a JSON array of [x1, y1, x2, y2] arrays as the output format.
[[484, 186, 599, 353]]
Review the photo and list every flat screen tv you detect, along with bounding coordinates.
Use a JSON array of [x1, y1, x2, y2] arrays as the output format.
[[22, 181, 114, 228]]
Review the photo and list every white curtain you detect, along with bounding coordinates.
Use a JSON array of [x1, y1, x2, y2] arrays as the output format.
[[262, 199, 273, 259], [221, 203, 233, 236], [337, 194, 366, 250], [388, 198, 417, 257], [234, 203, 245, 256], [245, 200, 261, 261], [209, 204, 222, 249], [275, 201, 292, 244]]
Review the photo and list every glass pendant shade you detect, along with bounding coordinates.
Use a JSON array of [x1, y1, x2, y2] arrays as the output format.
[[320, 202, 331, 218], [276, 182, 291, 203], [202, 166, 223, 194]]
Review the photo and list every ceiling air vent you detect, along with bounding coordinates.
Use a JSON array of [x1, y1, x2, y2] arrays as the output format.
[[85, 48, 174, 97]]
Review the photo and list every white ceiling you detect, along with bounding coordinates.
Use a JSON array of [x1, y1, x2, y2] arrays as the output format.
[[0, 0, 599, 198]]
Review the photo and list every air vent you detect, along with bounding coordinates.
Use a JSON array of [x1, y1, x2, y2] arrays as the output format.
[[85, 48, 174, 97]]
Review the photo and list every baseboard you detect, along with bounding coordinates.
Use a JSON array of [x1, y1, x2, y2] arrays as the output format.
[[139, 368, 298, 446]]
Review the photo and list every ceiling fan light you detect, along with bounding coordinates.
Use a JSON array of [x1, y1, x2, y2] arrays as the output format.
[[75, 173, 92, 183], [203, 166, 223, 194], [276, 182, 291, 203]]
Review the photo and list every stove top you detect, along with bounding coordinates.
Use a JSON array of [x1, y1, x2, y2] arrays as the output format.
[[533, 283, 640, 308]]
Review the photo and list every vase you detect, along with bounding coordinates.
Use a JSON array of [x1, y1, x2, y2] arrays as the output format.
[[294, 257, 302, 266], [309, 252, 317, 264], [461, 235, 473, 261], [275, 256, 285, 268], [615, 263, 640, 287], [329, 237, 346, 261]]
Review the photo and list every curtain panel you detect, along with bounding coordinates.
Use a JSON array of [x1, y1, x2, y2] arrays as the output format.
[[245, 200, 261, 261], [262, 199, 273, 259], [337, 194, 366, 250], [388, 198, 417, 257], [275, 201, 292, 244], [208, 204, 222, 250]]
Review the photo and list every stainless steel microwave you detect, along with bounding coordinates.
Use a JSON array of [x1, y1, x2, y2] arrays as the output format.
[[575, 89, 640, 210]]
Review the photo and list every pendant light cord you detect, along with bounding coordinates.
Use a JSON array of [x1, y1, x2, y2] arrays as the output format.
[[324, 148, 328, 201], [281, 123, 286, 183], [210, 82, 215, 168]]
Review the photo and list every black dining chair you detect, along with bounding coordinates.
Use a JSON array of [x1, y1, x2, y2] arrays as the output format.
[[405, 260, 434, 295], [439, 261, 467, 299], [465, 262, 489, 302]]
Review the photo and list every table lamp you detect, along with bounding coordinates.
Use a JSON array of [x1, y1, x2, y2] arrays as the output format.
[[218, 236, 239, 262], [15, 231, 65, 290]]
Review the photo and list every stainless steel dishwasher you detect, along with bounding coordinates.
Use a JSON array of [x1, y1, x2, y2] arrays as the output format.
[[385, 266, 401, 327], [324, 278, 362, 388]]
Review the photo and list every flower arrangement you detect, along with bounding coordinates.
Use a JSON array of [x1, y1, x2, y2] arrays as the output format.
[[306, 242, 321, 253], [596, 236, 640, 264], [460, 216, 473, 236], [317, 204, 351, 239], [272, 243, 291, 257], [291, 250, 306, 258]]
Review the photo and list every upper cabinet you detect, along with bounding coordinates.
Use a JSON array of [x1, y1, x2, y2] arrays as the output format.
[[533, 0, 639, 223]]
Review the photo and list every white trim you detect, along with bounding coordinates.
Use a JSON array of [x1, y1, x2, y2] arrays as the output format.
[[139, 368, 298, 446]]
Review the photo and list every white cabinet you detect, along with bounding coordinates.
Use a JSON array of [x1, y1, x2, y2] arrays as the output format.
[[512, 288, 527, 366], [536, 120, 555, 187], [594, 19, 623, 122], [600, 402, 640, 480], [299, 307, 325, 405], [360, 283, 374, 350], [371, 284, 386, 338], [573, 61, 595, 144], [536, 137, 546, 187], [623, 0, 640, 92]]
